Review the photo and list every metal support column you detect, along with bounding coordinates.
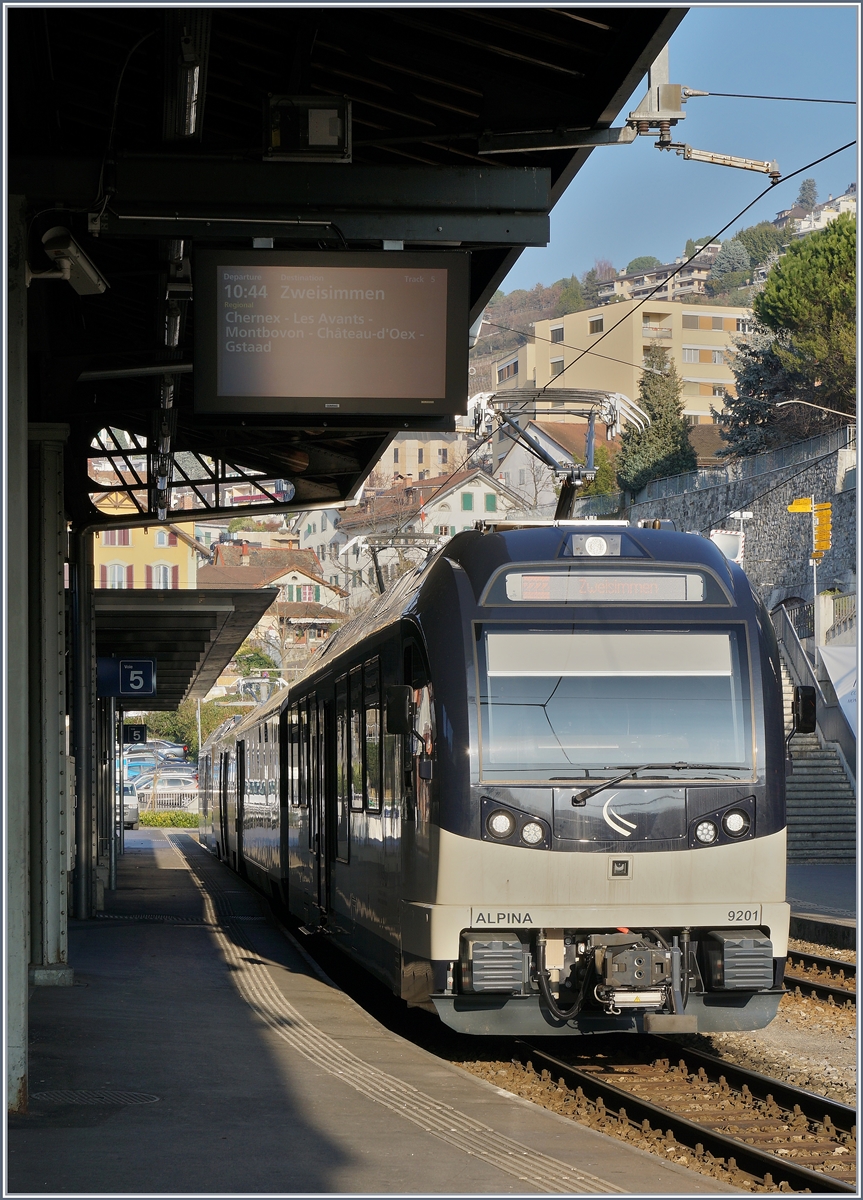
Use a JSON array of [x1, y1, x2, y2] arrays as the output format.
[[5, 196, 30, 1112], [27, 425, 73, 986], [71, 530, 95, 919], [586, 412, 596, 472]]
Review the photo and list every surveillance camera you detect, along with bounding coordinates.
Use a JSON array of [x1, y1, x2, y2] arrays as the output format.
[[38, 226, 109, 295]]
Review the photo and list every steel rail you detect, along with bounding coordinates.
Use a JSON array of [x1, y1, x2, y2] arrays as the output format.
[[644, 1034, 855, 1131], [784, 973, 856, 1006], [516, 1040, 855, 1194], [787, 949, 856, 980], [785, 949, 856, 1006]]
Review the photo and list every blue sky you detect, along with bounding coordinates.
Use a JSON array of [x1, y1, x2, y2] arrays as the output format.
[[503, 4, 859, 292]]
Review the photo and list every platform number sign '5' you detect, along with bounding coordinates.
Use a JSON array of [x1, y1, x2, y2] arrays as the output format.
[[120, 660, 155, 696]]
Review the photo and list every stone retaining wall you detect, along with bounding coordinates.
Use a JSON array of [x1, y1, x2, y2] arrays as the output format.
[[628, 447, 856, 608]]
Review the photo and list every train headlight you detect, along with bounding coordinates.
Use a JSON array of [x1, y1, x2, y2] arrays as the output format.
[[584, 535, 608, 557], [695, 819, 719, 844], [520, 821, 544, 845], [487, 809, 516, 839], [722, 809, 751, 837]]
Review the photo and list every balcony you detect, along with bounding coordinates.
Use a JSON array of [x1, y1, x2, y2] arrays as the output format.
[[642, 325, 672, 338]]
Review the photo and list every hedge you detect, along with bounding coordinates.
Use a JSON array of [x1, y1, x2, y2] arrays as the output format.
[[139, 811, 198, 828]]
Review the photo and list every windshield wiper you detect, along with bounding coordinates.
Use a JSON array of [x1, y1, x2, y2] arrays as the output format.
[[567, 762, 693, 806]]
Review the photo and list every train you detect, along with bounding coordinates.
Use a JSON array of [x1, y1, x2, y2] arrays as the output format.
[[199, 520, 801, 1037]]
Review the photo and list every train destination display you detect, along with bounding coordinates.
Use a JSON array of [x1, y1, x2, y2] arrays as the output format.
[[195, 251, 469, 414]]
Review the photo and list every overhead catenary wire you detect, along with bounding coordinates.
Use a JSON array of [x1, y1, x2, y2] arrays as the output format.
[[539, 139, 857, 394], [703, 92, 855, 105]]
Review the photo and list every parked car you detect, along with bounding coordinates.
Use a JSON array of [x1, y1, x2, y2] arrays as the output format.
[[150, 740, 188, 761], [123, 753, 159, 780], [123, 782, 139, 830], [135, 773, 199, 811]]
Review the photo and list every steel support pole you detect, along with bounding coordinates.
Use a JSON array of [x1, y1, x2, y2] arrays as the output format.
[[108, 698, 116, 890], [5, 196, 30, 1112], [72, 531, 95, 919], [27, 426, 73, 986]]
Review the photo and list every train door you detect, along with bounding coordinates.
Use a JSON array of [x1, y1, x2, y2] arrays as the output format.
[[236, 740, 246, 876], [303, 696, 327, 920], [225, 750, 238, 869], [318, 699, 334, 916], [218, 751, 229, 858]]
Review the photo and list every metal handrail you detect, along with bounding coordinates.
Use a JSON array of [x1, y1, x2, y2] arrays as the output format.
[[771, 605, 856, 775]]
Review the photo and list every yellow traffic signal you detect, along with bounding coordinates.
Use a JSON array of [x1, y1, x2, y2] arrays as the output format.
[[787, 498, 813, 513]]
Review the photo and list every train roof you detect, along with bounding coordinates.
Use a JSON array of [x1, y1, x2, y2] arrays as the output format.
[[295, 521, 741, 685]]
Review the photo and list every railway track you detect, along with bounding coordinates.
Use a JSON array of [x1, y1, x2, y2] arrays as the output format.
[[785, 950, 856, 1007], [513, 1036, 856, 1194]]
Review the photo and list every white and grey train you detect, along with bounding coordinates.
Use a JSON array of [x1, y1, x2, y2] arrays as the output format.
[[200, 522, 812, 1036]]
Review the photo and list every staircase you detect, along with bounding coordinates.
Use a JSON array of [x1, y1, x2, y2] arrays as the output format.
[[781, 661, 857, 862]]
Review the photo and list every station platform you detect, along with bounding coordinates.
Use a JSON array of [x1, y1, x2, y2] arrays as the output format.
[[10, 830, 734, 1196], [786, 863, 857, 921]]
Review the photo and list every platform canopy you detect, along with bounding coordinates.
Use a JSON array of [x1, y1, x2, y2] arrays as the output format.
[[8, 7, 685, 530], [94, 588, 278, 710]]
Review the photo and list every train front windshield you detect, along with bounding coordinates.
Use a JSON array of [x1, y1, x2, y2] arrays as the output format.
[[477, 626, 753, 782]]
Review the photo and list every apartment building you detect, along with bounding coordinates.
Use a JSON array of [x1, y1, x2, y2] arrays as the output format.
[[494, 298, 749, 425], [371, 430, 471, 485], [597, 244, 721, 305], [495, 342, 536, 389], [94, 521, 198, 589]]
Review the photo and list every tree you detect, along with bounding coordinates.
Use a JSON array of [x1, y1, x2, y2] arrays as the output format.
[[795, 177, 818, 213], [228, 516, 280, 532], [580, 258, 616, 308], [735, 221, 787, 266], [556, 274, 584, 315], [615, 345, 696, 494], [706, 268, 750, 298], [233, 640, 279, 677], [709, 239, 750, 279], [626, 255, 662, 274], [754, 212, 855, 410], [684, 235, 715, 258], [126, 698, 249, 759], [720, 320, 819, 456], [580, 443, 617, 496]]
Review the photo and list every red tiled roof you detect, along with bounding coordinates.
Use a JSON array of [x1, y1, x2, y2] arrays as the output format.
[[212, 545, 321, 573], [688, 424, 727, 466], [531, 421, 620, 460], [272, 602, 343, 621]]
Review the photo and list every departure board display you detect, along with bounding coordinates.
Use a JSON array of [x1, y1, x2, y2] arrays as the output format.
[[195, 251, 469, 415]]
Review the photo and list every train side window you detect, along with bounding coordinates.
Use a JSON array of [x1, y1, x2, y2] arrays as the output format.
[[308, 697, 319, 850], [365, 658, 381, 813], [286, 706, 297, 805], [349, 667, 364, 810], [335, 676, 350, 861], [298, 701, 309, 807]]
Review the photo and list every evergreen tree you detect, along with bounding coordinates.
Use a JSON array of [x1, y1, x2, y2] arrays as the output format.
[[615, 345, 696, 494], [684, 235, 715, 258], [709, 239, 750, 279], [754, 212, 855, 409], [720, 321, 817, 456], [580, 258, 616, 308], [795, 177, 818, 213], [556, 274, 584, 315], [735, 221, 787, 266], [580, 443, 617, 496], [626, 255, 662, 274]]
